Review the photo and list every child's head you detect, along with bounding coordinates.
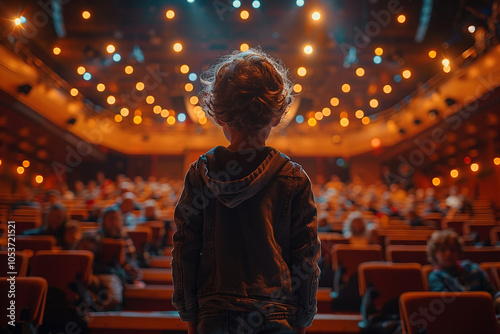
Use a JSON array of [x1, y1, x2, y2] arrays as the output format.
[[200, 48, 293, 136], [100, 206, 123, 237], [63, 220, 82, 249], [46, 203, 67, 232], [427, 230, 463, 268]]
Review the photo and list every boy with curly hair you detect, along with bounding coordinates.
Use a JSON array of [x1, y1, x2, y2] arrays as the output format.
[[172, 48, 320, 334]]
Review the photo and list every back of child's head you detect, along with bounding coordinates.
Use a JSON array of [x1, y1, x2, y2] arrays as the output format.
[[200, 47, 293, 133]]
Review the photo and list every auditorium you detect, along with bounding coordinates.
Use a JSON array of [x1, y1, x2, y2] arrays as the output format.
[[1, 0, 500, 333]]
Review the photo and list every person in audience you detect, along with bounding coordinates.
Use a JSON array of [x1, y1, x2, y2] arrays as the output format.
[[86, 180, 101, 201], [427, 230, 500, 311], [24, 202, 68, 246], [378, 193, 403, 218], [10, 183, 40, 211], [61, 183, 75, 200], [342, 211, 378, 245], [138, 199, 160, 222], [74, 180, 86, 198], [172, 48, 320, 334], [406, 209, 425, 227], [62, 220, 83, 250], [117, 192, 138, 227]]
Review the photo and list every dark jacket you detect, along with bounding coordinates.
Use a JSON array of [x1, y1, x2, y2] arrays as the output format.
[[172, 146, 320, 327]]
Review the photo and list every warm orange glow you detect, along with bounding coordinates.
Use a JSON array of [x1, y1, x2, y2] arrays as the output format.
[[374, 47, 383, 56], [97, 83, 105, 92], [240, 43, 249, 51], [190, 96, 199, 105], [82, 11, 91, 19], [450, 169, 459, 178], [35, 175, 43, 184], [134, 109, 142, 116], [308, 118, 317, 126], [166, 10, 175, 19], [107, 95, 116, 105], [356, 68, 365, 77], [114, 114, 123, 122], [362, 116, 370, 125], [133, 116, 142, 124], [402, 70, 411, 79], [432, 177, 441, 186], [443, 65, 451, 73], [77, 66, 86, 75], [152, 106, 161, 114], [167, 116, 176, 125], [17, 166, 24, 175], [161, 109, 169, 118], [428, 50, 437, 58], [442, 58, 450, 67], [304, 45, 313, 54], [331, 135, 341, 144], [494, 157, 500, 165], [173, 43, 183, 52], [199, 117, 207, 124], [240, 10, 249, 20], [22, 160, 30, 168], [371, 138, 381, 148], [312, 12, 320, 20], [136, 82, 145, 91], [297, 67, 307, 77], [146, 95, 155, 104], [0, 159, 2, 166], [340, 118, 349, 127], [120, 108, 129, 116], [15, 18, 22, 25], [470, 163, 479, 172], [341, 84, 351, 93], [53, 47, 61, 55], [397, 14, 406, 23], [180, 65, 190, 74], [106, 44, 115, 54], [355, 109, 364, 119], [125, 66, 134, 74], [314, 111, 323, 120], [369, 99, 379, 108], [293, 84, 302, 93], [383, 85, 392, 94], [70, 88, 79, 96], [330, 97, 339, 107], [185, 83, 194, 92], [322, 107, 331, 116]]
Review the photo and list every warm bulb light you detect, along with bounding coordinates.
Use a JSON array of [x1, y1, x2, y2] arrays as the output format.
[[450, 169, 459, 178], [166, 10, 175, 19], [133, 116, 142, 124], [371, 138, 381, 148], [70, 88, 79, 96], [355, 110, 364, 119], [120, 108, 129, 116], [397, 14, 406, 23], [297, 67, 307, 77], [308, 118, 317, 126], [293, 84, 302, 93], [146, 96, 155, 104], [114, 114, 122, 122], [136, 82, 145, 91], [428, 50, 437, 58], [240, 10, 249, 19], [180, 65, 190, 74], [304, 45, 313, 54], [374, 47, 383, 56], [22, 160, 30, 168], [240, 43, 249, 51], [107, 96, 116, 105], [402, 70, 411, 79], [383, 85, 392, 94], [340, 118, 349, 127], [341, 83, 351, 93], [442, 59, 450, 67], [369, 99, 379, 108], [470, 163, 479, 172], [322, 108, 331, 117], [185, 83, 194, 92], [17, 166, 24, 174], [97, 83, 105, 92], [356, 68, 365, 77], [312, 12, 320, 20], [362, 116, 370, 125], [494, 157, 500, 165], [106, 44, 115, 53], [53, 47, 61, 55], [77, 66, 86, 75], [173, 43, 183, 52], [82, 11, 91, 19], [432, 177, 441, 186], [125, 66, 134, 74], [330, 97, 339, 107], [35, 175, 43, 183]]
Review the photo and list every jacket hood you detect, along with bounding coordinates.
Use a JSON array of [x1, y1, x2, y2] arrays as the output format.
[[196, 146, 290, 208]]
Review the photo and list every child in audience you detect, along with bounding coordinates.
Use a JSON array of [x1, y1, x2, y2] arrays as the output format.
[[23, 202, 68, 246], [427, 230, 500, 311], [172, 48, 320, 334], [62, 220, 83, 250], [342, 211, 378, 245]]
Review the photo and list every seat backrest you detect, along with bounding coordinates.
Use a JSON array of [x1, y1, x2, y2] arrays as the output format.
[[421, 264, 434, 288], [489, 226, 500, 246], [464, 223, 497, 244], [15, 235, 56, 253], [0, 276, 48, 328], [318, 232, 349, 265], [386, 245, 429, 265], [125, 225, 153, 254], [479, 262, 500, 289], [385, 236, 429, 246], [359, 262, 427, 310], [0, 250, 29, 276], [463, 246, 500, 264], [332, 244, 383, 276], [442, 221, 465, 235], [143, 221, 166, 246], [101, 238, 126, 266], [399, 291, 498, 334], [30, 250, 93, 302]]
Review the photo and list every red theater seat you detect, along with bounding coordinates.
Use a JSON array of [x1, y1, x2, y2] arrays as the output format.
[[101, 238, 126, 266], [15, 235, 56, 253], [386, 245, 429, 265], [125, 226, 153, 255], [0, 250, 29, 276], [399, 291, 498, 334], [0, 277, 48, 329], [463, 246, 500, 263]]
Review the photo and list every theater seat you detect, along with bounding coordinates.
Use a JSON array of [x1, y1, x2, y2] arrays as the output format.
[[15, 235, 56, 253], [399, 291, 498, 334], [490, 226, 500, 245], [0, 250, 29, 276], [125, 226, 153, 255], [332, 244, 383, 293], [29, 250, 93, 303], [479, 262, 500, 289], [464, 222, 497, 244], [463, 246, 500, 263], [358, 262, 427, 311], [386, 245, 429, 265], [319, 232, 349, 267], [0, 276, 48, 329], [142, 221, 166, 250], [101, 238, 126, 266]]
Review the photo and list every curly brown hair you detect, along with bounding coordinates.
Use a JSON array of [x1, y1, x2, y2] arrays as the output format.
[[426, 229, 464, 265], [199, 47, 293, 133]]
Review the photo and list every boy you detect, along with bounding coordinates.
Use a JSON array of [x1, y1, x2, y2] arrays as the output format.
[[172, 48, 320, 334]]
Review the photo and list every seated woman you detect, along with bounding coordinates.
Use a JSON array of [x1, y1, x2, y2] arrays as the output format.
[[23, 202, 68, 246], [342, 211, 378, 245], [427, 230, 500, 311]]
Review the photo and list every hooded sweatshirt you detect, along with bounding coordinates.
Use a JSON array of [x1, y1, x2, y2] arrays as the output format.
[[172, 146, 320, 327]]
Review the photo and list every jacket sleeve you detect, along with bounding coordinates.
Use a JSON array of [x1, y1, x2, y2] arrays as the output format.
[[290, 169, 320, 327], [172, 165, 204, 321]]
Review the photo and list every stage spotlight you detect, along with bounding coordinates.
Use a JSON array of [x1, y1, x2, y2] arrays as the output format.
[[17, 84, 32, 95]]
